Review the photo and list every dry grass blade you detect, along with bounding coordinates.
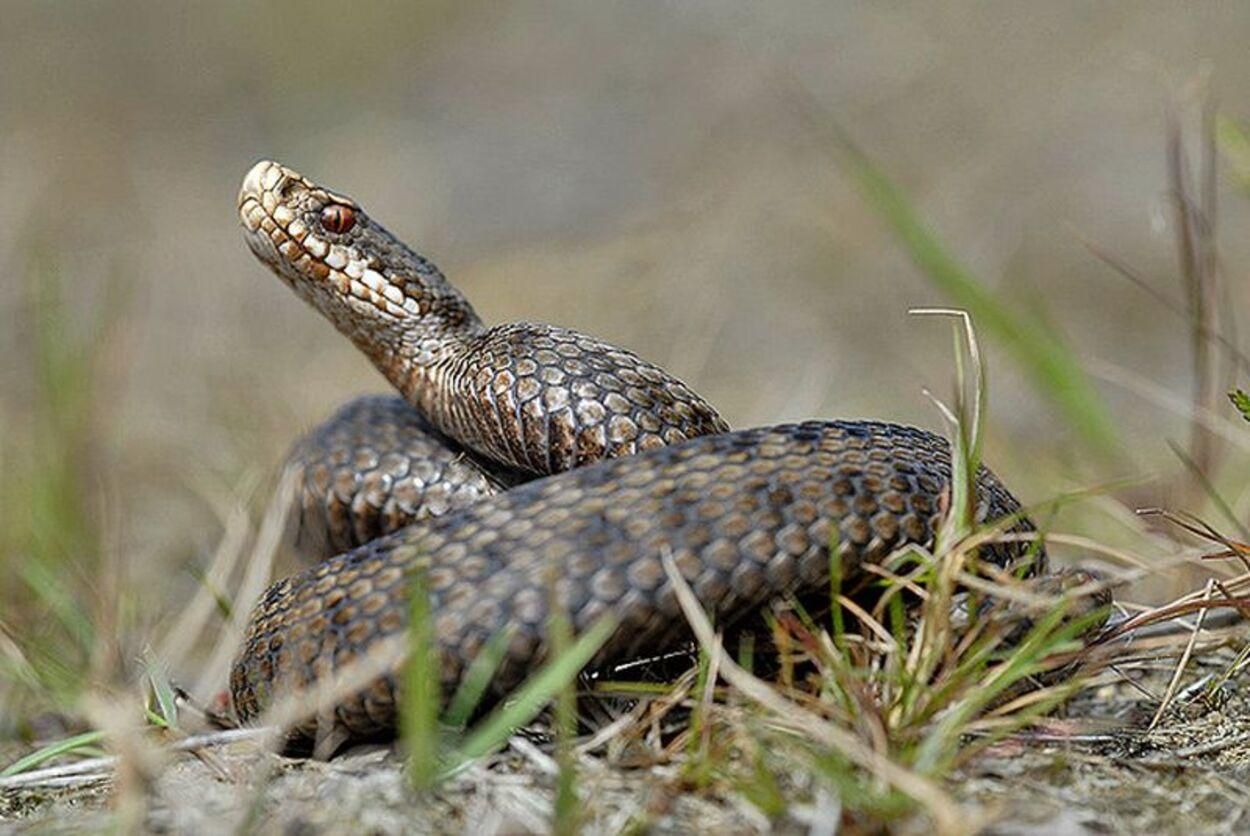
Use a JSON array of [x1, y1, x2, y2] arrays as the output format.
[[1088, 358, 1250, 453], [1164, 439, 1250, 547], [193, 465, 298, 700], [1148, 579, 1215, 729], [250, 632, 410, 755], [911, 307, 984, 554], [0, 728, 267, 790], [1082, 238, 1250, 376], [156, 486, 252, 671], [1167, 98, 1230, 495], [1137, 507, 1250, 572], [1100, 570, 1250, 640]]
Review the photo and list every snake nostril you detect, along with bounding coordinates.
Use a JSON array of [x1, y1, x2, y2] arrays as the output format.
[[239, 161, 272, 206]]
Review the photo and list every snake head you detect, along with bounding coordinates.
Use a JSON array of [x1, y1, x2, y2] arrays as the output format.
[[238, 160, 478, 366]]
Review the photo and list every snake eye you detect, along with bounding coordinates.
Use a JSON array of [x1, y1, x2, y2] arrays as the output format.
[[320, 204, 356, 234]]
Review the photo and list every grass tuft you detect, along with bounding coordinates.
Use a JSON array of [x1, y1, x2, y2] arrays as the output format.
[[617, 310, 1117, 833], [397, 578, 619, 787], [442, 614, 617, 776]]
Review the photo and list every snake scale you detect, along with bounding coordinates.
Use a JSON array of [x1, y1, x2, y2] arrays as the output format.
[[230, 160, 1065, 746]]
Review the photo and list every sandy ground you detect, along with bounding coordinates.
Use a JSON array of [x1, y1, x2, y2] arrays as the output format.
[[3, 644, 1247, 835]]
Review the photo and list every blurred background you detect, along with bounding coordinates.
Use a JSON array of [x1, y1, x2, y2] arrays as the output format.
[[3, 2, 1250, 722]]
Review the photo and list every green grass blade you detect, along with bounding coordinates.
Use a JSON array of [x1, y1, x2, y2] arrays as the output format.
[[1217, 115, 1250, 195], [17, 558, 94, 652], [401, 567, 441, 791], [828, 529, 846, 652], [831, 133, 1119, 454], [682, 644, 714, 787], [442, 626, 515, 730], [445, 614, 617, 774], [0, 730, 107, 777], [549, 605, 580, 836], [590, 680, 680, 697], [144, 649, 179, 730]]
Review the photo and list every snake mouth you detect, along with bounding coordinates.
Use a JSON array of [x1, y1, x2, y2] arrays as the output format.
[[237, 160, 303, 272], [237, 162, 279, 247]]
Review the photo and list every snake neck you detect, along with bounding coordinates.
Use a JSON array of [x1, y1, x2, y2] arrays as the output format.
[[236, 158, 490, 410], [383, 321, 485, 424], [291, 250, 489, 415]]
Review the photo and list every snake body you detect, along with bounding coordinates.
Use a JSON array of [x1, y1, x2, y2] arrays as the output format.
[[232, 161, 1048, 744], [287, 394, 519, 560], [232, 420, 1038, 742]]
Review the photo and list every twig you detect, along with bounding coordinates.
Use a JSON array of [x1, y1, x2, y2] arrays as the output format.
[[1148, 579, 1214, 730], [1142, 731, 1250, 763]]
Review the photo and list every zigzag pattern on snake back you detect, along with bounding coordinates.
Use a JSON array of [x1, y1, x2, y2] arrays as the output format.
[[232, 160, 1060, 747]]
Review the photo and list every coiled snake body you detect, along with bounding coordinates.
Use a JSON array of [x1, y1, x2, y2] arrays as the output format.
[[231, 161, 1054, 745]]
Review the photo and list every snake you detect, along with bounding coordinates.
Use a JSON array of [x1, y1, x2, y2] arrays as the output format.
[[230, 160, 1086, 747]]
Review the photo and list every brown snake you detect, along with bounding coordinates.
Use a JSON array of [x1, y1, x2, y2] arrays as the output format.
[[231, 160, 1095, 746]]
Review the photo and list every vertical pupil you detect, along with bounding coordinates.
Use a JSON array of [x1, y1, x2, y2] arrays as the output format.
[[321, 205, 354, 233]]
